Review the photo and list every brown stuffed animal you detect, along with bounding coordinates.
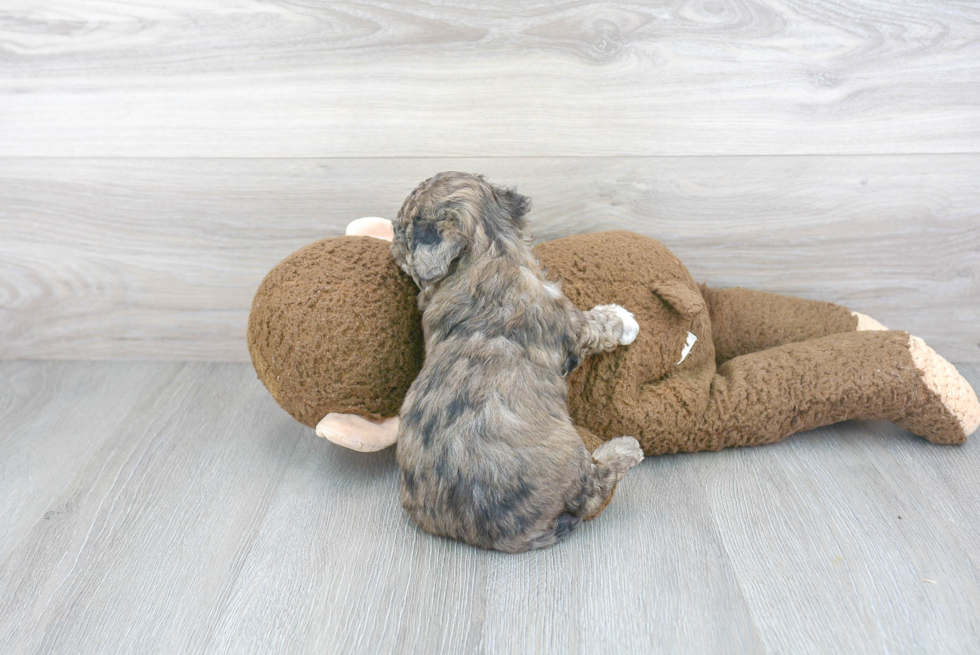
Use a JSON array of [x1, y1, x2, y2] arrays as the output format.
[[248, 220, 979, 456]]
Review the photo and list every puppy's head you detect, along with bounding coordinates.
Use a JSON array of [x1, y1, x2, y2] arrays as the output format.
[[391, 172, 530, 290]]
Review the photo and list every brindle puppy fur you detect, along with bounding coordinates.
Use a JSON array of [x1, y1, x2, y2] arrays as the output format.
[[391, 172, 644, 553]]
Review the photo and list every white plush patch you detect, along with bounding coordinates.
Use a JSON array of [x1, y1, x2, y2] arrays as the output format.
[[852, 311, 888, 331], [612, 305, 639, 345], [677, 332, 698, 364]]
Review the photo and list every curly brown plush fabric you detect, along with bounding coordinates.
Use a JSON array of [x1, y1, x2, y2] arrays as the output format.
[[534, 232, 970, 452], [701, 286, 859, 365], [248, 237, 423, 425], [248, 231, 978, 451]]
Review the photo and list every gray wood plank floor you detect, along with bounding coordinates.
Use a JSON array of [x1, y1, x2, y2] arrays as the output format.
[[2, 360, 979, 654]]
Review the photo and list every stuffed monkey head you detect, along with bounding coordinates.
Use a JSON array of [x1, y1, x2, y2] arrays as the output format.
[[247, 233, 424, 431]]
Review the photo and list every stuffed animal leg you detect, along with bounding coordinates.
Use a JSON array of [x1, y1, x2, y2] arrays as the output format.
[[692, 287, 978, 448], [700, 286, 885, 364], [607, 329, 979, 455]]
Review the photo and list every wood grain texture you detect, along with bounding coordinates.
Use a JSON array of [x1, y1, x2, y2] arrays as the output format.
[[1, 361, 979, 653], [0, 361, 182, 561], [694, 416, 980, 653], [2, 156, 977, 361], [1, 1, 979, 157], [0, 362, 304, 653], [207, 427, 762, 654]]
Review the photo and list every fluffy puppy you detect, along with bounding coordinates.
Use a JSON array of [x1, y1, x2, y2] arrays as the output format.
[[391, 172, 644, 553]]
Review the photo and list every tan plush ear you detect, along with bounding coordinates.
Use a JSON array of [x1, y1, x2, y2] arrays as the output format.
[[346, 217, 394, 241], [653, 279, 706, 318]]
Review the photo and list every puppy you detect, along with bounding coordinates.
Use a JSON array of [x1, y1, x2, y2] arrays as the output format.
[[391, 172, 644, 553]]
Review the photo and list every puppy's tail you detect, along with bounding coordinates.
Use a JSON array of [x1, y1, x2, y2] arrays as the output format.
[[574, 436, 644, 520]]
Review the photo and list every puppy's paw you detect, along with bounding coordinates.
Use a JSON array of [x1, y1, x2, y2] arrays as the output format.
[[611, 305, 639, 345], [592, 436, 644, 478]]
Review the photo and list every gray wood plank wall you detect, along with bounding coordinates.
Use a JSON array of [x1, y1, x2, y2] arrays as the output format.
[[1, 1, 978, 361]]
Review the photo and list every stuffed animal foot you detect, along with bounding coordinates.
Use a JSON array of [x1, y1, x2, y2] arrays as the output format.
[[896, 335, 980, 444]]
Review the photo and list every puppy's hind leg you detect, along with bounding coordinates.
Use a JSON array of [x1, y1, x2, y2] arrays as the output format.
[[574, 436, 644, 520], [527, 437, 643, 550]]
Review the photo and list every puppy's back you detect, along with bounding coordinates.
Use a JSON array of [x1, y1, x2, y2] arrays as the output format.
[[396, 334, 645, 553]]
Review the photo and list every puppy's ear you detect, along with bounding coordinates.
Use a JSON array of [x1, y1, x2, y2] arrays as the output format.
[[410, 218, 466, 285], [492, 185, 531, 230], [389, 218, 413, 277]]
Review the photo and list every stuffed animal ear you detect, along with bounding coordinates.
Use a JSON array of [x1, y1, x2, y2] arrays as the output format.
[[653, 279, 706, 318], [346, 217, 394, 241]]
